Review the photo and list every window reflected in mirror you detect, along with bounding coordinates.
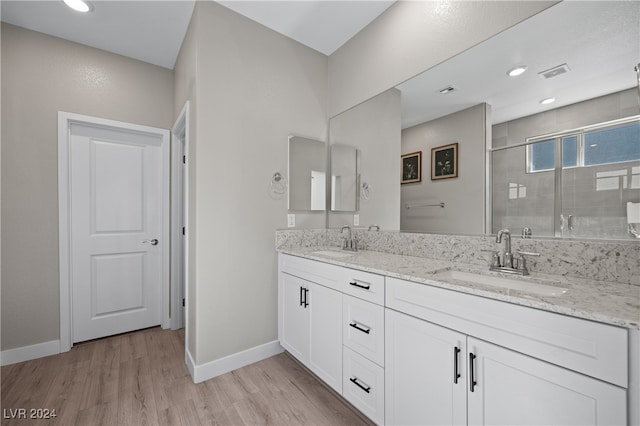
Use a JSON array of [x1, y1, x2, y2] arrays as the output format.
[[493, 116, 640, 240]]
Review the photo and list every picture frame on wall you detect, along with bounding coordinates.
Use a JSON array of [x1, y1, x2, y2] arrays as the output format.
[[431, 143, 458, 180], [401, 151, 422, 184]]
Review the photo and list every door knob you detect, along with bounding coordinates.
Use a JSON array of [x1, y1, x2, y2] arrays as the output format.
[[143, 239, 159, 246]]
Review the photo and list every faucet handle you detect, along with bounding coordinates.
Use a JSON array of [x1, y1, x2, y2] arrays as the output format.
[[482, 249, 501, 267], [516, 249, 540, 257]]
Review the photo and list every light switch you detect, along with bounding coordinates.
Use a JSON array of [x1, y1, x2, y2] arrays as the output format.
[[353, 214, 359, 226], [287, 214, 295, 228]]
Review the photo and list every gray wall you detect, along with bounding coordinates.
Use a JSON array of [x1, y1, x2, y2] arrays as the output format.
[[174, 1, 328, 365], [327, 1, 556, 117], [401, 104, 488, 234], [329, 88, 401, 231], [1, 23, 174, 351]]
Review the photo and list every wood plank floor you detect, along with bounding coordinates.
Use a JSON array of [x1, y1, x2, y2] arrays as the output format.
[[1, 327, 373, 426]]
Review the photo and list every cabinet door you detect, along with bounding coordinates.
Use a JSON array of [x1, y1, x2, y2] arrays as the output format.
[[385, 309, 467, 426], [467, 337, 627, 426], [308, 282, 343, 394], [280, 273, 309, 363]]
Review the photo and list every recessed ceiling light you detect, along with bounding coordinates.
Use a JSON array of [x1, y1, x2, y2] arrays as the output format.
[[507, 66, 527, 77], [439, 86, 455, 94], [64, 0, 91, 13], [540, 97, 556, 105]]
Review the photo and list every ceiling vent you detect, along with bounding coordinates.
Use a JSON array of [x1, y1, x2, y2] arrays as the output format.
[[539, 63, 570, 79]]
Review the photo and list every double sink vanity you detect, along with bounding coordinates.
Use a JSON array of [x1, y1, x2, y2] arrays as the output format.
[[276, 230, 639, 425]]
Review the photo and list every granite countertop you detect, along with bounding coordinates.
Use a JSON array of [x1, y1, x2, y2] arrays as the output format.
[[278, 246, 640, 330]]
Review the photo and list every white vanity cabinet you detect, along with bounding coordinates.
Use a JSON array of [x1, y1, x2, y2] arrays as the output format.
[[385, 276, 628, 426], [386, 308, 626, 425], [278, 254, 386, 424], [385, 308, 467, 425], [279, 253, 631, 426], [467, 337, 626, 425], [279, 257, 343, 394]]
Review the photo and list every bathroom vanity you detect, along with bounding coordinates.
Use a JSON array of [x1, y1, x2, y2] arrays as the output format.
[[277, 247, 638, 426]]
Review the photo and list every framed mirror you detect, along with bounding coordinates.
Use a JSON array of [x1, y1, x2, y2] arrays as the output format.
[[288, 135, 327, 212], [330, 144, 359, 212]]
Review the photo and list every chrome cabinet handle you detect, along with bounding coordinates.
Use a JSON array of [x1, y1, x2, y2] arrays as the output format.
[[142, 239, 159, 246]]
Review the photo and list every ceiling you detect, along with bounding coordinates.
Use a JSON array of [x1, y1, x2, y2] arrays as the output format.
[[398, 1, 640, 126], [2, 1, 638, 126], [0, 0, 395, 69]]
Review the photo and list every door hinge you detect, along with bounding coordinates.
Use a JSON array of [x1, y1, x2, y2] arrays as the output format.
[[182, 226, 185, 235], [182, 298, 185, 307], [182, 155, 186, 164]]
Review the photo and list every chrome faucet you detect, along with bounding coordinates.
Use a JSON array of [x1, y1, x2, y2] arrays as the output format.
[[490, 228, 540, 275], [341, 225, 358, 252], [496, 229, 513, 268]]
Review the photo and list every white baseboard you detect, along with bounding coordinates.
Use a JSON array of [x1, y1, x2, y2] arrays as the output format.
[[189, 340, 283, 383], [186, 347, 196, 380], [1, 340, 61, 366]]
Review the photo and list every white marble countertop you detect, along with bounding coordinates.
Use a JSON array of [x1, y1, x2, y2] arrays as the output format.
[[278, 247, 640, 330]]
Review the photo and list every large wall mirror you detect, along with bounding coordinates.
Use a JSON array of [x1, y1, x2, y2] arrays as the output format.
[[329, 1, 640, 240], [330, 144, 359, 212], [288, 135, 327, 212]]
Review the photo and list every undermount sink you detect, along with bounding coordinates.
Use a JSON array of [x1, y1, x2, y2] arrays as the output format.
[[433, 269, 568, 297], [311, 250, 355, 259]]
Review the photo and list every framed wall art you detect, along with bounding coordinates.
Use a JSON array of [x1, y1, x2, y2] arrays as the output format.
[[401, 151, 422, 184], [431, 143, 458, 180]]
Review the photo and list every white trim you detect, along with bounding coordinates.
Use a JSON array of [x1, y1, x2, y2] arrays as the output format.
[[170, 101, 189, 331], [189, 341, 284, 384], [58, 111, 170, 351], [1, 340, 61, 366], [629, 329, 639, 426], [186, 347, 196, 380]]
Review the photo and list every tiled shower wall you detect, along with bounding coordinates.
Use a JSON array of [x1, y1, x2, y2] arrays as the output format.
[[491, 88, 640, 240]]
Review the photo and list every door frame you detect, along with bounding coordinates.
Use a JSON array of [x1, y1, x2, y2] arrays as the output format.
[[58, 111, 171, 352], [170, 102, 189, 331]]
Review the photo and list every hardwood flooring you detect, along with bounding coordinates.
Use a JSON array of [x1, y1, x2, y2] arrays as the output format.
[[1, 327, 372, 426]]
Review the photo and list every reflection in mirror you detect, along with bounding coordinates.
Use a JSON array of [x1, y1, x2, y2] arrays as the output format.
[[288, 136, 326, 212], [493, 108, 640, 240], [330, 144, 359, 212], [329, 1, 639, 239], [328, 89, 401, 230]]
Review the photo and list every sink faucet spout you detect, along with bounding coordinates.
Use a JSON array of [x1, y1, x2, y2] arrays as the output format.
[[496, 229, 512, 268], [341, 225, 358, 252]]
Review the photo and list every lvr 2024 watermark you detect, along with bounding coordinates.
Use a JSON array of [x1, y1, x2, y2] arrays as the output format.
[[3, 408, 57, 419]]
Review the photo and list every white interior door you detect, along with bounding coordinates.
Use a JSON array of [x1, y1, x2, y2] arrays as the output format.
[[69, 122, 165, 343]]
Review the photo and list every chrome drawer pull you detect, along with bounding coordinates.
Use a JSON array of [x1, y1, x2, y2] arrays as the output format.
[[349, 376, 371, 394], [349, 321, 371, 334], [349, 281, 371, 290]]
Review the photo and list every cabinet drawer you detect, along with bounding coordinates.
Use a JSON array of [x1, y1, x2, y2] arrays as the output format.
[[341, 268, 385, 305], [279, 254, 342, 292], [343, 295, 385, 366], [343, 347, 385, 425], [386, 277, 628, 387]]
